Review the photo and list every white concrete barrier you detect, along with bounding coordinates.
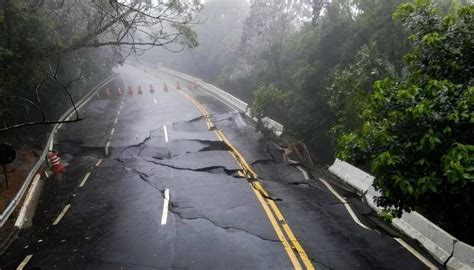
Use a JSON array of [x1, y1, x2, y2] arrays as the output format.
[[448, 242, 474, 270], [364, 186, 384, 213], [392, 212, 455, 265], [329, 158, 474, 269], [328, 159, 374, 195]]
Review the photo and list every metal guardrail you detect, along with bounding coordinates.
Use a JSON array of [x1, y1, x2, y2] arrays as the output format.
[[0, 75, 116, 227]]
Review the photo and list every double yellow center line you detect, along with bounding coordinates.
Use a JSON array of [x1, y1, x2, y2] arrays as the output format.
[[179, 90, 315, 270]]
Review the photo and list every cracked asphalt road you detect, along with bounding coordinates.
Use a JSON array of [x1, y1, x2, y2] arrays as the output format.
[[0, 64, 433, 269]]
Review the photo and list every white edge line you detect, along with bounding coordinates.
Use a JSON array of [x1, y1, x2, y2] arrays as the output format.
[[52, 204, 71, 225], [16, 254, 33, 270], [296, 166, 309, 180], [79, 172, 91, 187], [394, 238, 438, 270], [318, 177, 371, 230], [48, 135, 54, 151], [163, 125, 169, 142], [318, 174, 436, 269], [105, 141, 111, 155], [161, 189, 170, 225], [95, 159, 103, 167], [318, 177, 347, 203], [15, 174, 41, 228], [343, 201, 371, 230]]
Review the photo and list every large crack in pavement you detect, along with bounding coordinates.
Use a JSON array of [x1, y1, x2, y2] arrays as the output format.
[[120, 129, 154, 156], [115, 157, 166, 194], [189, 139, 231, 152], [168, 204, 282, 243], [113, 115, 285, 203], [144, 159, 239, 176]]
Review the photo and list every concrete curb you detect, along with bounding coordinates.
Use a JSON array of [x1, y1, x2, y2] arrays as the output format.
[[329, 158, 474, 269], [155, 66, 284, 137]]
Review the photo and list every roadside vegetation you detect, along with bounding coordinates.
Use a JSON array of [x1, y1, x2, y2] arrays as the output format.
[[339, 1, 473, 242], [1, 0, 472, 244], [152, 0, 473, 243], [0, 0, 199, 135], [0, 0, 199, 211], [248, 0, 473, 242]]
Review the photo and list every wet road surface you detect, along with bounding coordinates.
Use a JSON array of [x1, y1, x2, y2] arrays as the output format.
[[0, 64, 434, 269]]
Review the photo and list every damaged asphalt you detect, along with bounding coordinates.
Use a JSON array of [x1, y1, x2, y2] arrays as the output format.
[[0, 64, 436, 269]]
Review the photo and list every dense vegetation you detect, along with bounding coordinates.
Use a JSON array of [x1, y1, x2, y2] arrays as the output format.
[[153, 0, 473, 242], [339, 1, 473, 240], [1, 0, 199, 137], [2, 0, 472, 242], [251, 0, 473, 241]]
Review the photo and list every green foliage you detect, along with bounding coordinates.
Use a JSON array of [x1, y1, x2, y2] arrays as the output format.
[[244, 0, 410, 162], [252, 84, 292, 123], [338, 0, 473, 240], [328, 46, 399, 138], [0, 1, 116, 133], [172, 24, 199, 48], [1, 0, 199, 130], [379, 209, 395, 223], [395, 1, 473, 85]]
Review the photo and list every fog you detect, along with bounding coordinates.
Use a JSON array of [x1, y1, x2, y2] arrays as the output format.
[[1, 0, 472, 252], [138, 0, 250, 82]]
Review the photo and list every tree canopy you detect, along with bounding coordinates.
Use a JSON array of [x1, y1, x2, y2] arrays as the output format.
[[170, 0, 473, 242], [338, 0, 473, 240], [1, 0, 200, 131]]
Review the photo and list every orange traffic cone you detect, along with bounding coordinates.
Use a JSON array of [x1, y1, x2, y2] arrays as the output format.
[[150, 84, 155, 94], [164, 82, 169, 92], [48, 151, 65, 175], [176, 81, 181, 90], [117, 87, 123, 96], [106, 88, 112, 97], [128, 86, 133, 95], [138, 85, 143, 94]]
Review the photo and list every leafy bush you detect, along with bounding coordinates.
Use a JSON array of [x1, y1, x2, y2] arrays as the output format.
[[252, 84, 292, 121], [338, 0, 473, 241]]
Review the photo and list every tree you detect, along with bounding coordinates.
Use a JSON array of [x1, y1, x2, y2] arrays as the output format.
[[232, 0, 315, 81], [142, 0, 249, 82], [0, 0, 201, 131], [338, 0, 473, 241]]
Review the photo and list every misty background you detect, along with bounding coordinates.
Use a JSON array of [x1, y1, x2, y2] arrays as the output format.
[[1, 0, 472, 244]]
